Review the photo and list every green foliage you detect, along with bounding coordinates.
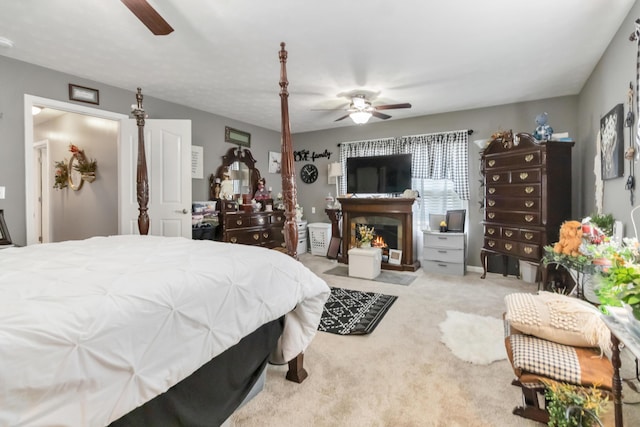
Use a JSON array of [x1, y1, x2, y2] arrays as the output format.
[[589, 213, 614, 237], [53, 160, 68, 190], [594, 264, 640, 320], [542, 246, 593, 273], [544, 381, 608, 427]]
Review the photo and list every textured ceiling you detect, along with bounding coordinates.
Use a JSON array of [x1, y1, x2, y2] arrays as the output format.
[[0, 0, 636, 133]]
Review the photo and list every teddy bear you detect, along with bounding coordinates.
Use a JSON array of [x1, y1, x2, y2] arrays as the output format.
[[533, 112, 553, 141], [553, 220, 583, 257]]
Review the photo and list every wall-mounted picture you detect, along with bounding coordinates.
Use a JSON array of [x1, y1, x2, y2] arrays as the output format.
[[600, 103, 624, 180], [68, 84, 99, 105], [388, 249, 402, 265], [268, 151, 281, 174]]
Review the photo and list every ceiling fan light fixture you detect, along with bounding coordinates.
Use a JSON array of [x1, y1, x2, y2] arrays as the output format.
[[350, 111, 372, 124], [352, 96, 368, 110]]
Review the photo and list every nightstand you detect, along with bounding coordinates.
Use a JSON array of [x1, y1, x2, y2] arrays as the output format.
[[422, 231, 466, 276]]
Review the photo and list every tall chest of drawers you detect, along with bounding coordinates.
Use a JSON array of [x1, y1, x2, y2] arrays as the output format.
[[217, 210, 286, 249], [480, 132, 574, 278]]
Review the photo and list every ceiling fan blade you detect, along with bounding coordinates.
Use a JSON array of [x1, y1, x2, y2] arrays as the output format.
[[121, 0, 174, 35], [335, 114, 351, 122], [375, 103, 412, 111], [372, 111, 391, 120]]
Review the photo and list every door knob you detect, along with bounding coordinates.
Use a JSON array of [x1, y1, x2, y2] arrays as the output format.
[[176, 208, 188, 214]]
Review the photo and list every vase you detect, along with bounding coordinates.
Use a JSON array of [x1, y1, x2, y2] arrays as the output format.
[[81, 172, 96, 183], [360, 241, 371, 248]]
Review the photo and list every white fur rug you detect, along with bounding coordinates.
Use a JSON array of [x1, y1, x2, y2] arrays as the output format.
[[439, 310, 506, 365]]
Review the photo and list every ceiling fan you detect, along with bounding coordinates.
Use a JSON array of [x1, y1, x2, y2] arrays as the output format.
[[334, 95, 412, 124], [121, 0, 174, 35]]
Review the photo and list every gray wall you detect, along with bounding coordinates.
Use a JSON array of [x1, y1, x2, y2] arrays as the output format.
[[578, 0, 640, 237], [0, 55, 282, 246]]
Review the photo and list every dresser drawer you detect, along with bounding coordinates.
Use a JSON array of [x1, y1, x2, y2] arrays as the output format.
[[423, 247, 465, 263], [486, 183, 540, 197], [423, 232, 465, 249], [485, 197, 540, 211], [225, 214, 250, 229], [271, 213, 286, 224], [484, 151, 541, 170], [251, 215, 269, 227], [486, 171, 509, 184], [511, 169, 541, 183], [519, 228, 542, 244], [485, 210, 540, 226], [422, 260, 465, 276]]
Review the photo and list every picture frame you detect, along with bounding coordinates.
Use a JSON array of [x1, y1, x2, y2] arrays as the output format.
[[0, 209, 12, 245], [445, 209, 466, 233], [388, 249, 402, 265], [268, 151, 282, 174], [225, 126, 251, 147], [68, 84, 99, 105], [600, 103, 624, 180]]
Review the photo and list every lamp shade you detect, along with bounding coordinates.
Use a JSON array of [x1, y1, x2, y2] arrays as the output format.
[[328, 162, 342, 178], [350, 111, 372, 124]]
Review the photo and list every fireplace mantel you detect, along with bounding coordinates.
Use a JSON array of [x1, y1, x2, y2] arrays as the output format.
[[337, 197, 420, 271]]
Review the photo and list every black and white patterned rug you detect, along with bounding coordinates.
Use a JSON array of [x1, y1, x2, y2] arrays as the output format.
[[318, 287, 398, 335]]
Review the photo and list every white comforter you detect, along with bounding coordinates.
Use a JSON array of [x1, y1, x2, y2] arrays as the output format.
[[0, 235, 330, 426]]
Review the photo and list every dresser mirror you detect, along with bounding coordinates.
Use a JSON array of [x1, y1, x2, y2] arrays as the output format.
[[211, 147, 262, 200]]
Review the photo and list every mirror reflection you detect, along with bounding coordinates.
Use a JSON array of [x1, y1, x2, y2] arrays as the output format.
[[210, 147, 261, 201]]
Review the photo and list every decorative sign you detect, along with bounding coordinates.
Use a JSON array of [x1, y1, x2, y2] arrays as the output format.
[[293, 149, 333, 162], [225, 126, 251, 147], [191, 145, 203, 179], [68, 84, 99, 105]]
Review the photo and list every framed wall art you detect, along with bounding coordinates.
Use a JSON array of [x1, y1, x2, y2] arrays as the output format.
[[600, 103, 624, 180], [225, 126, 251, 147], [68, 84, 99, 105], [388, 249, 402, 265], [268, 151, 281, 174]]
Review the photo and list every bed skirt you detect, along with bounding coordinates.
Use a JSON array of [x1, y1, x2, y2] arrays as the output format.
[[109, 317, 284, 427]]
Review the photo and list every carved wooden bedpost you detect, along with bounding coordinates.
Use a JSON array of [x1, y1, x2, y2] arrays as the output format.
[[131, 88, 149, 235], [279, 43, 299, 259], [279, 42, 307, 384]]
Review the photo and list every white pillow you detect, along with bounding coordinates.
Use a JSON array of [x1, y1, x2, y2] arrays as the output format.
[[504, 291, 610, 354]]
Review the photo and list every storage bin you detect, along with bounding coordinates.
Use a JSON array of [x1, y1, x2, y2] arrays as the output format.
[[308, 222, 331, 256], [348, 247, 382, 279], [519, 260, 539, 283]]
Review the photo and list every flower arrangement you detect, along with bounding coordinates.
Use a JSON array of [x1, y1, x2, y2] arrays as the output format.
[[53, 159, 69, 190], [358, 224, 375, 247], [69, 144, 97, 176], [543, 380, 608, 427]]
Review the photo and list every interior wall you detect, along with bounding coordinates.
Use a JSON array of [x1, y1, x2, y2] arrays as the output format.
[[0, 55, 282, 246], [34, 112, 118, 241], [293, 96, 579, 267], [578, 0, 640, 239]]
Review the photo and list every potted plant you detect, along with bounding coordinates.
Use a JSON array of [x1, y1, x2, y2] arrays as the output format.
[[589, 213, 614, 237], [544, 381, 608, 427], [69, 144, 98, 182], [53, 160, 68, 190]]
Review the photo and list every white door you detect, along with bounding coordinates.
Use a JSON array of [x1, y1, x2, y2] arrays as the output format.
[[33, 140, 51, 243], [119, 120, 192, 237]]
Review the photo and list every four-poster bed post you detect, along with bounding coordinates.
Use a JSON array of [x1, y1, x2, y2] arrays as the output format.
[[131, 87, 150, 235]]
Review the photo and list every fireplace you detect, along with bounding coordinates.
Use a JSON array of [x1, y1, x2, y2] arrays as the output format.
[[338, 197, 419, 271]]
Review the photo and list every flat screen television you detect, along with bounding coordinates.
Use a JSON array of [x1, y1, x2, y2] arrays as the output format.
[[346, 154, 412, 195]]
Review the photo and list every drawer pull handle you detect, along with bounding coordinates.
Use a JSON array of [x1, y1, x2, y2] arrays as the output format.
[[487, 200, 495, 207], [505, 243, 513, 251], [504, 230, 513, 237], [488, 241, 496, 248], [525, 201, 534, 208], [525, 215, 534, 222], [263, 232, 269, 238], [438, 264, 448, 268], [488, 188, 496, 194], [492, 175, 500, 182], [487, 228, 495, 235], [488, 213, 495, 219], [525, 154, 534, 162], [438, 250, 447, 254], [525, 186, 534, 194], [277, 216, 283, 221], [488, 160, 496, 167], [524, 247, 533, 254], [257, 218, 265, 224], [524, 232, 534, 240], [253, 233, 260, 240], [519, 172, 529, 180], [236, 220, 243, 226], [230, 237, 238, 243]]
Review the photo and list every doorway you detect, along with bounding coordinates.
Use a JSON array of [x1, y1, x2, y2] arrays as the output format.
[[24, 95, 127, 245]]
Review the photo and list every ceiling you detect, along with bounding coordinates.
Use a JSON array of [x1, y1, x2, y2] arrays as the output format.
[[1, 0, 636, 133]]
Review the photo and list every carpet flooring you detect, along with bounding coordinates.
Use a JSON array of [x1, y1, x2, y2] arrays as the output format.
[[318, 287, 398, 335], [323, 265, 417, 286]]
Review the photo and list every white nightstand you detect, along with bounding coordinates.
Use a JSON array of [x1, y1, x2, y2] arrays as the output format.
[[422, 231, 466, 276]]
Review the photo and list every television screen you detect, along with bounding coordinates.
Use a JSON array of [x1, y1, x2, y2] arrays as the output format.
[[346, 154, 412, 194]]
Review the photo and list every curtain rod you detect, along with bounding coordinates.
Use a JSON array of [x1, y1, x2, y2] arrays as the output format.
[[337, 129, 473, 146]]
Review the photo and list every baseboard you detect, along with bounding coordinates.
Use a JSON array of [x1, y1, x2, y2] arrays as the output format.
[[467, 265, 483, 274]]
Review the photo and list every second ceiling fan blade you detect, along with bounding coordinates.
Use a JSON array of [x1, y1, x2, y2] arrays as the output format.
[[372, 111, 392, 120], [121, 0, 174, 35], [375, 103, 412, 111], [334, 114, 351, 122]]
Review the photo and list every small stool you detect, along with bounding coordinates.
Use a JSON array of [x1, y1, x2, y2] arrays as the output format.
[[348, 247, 382, 279]]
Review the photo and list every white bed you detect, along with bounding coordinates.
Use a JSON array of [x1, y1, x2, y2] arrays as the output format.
[[0, 235, 330, 426]]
